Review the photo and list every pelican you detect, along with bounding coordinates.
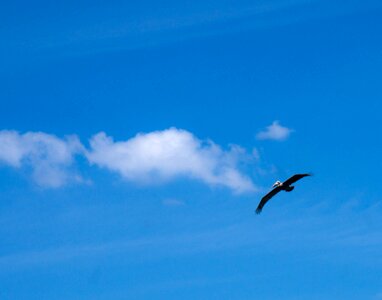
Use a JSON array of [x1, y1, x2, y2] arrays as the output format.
[[255, 173, 311, 214]]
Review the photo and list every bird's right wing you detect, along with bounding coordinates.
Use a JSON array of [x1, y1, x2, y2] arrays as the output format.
[[255, 186, 282, 214], [283, 173, 311, 186]]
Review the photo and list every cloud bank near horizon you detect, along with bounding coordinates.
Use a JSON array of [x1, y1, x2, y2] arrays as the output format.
[[0, 128, 257, 193]]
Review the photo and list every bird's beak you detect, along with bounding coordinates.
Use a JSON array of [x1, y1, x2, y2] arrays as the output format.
[[272, 183, 278, 188]]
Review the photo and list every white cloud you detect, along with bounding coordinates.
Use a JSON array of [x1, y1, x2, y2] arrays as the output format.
[[256, 121, 293, 141], [0, 128, 257, 192], [86, 128, 256, 193], [0, 130, 83, 188]]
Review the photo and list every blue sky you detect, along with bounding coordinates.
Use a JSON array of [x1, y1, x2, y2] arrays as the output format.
[[1, 0, 382, 299]]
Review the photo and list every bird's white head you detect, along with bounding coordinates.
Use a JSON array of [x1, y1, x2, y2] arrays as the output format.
[[272, 180, 282, 188]]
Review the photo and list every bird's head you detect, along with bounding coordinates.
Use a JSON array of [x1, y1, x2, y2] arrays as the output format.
[[272, 181, 282, 188]]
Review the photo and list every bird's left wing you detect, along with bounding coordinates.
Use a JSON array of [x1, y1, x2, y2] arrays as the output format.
[[255, 186, 282, 214], [283, 173, 311, 186]]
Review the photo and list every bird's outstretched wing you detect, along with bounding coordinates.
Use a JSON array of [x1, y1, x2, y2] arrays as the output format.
[[283, 173, 311, 186], [255, 186, 283, 214]]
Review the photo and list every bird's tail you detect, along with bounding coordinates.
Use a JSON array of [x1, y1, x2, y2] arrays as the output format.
[[255, 208, 262, 214]]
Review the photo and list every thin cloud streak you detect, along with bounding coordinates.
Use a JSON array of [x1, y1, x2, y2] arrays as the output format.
[[70, 0, 313, 40], [1, 199, 382, 269], [162, 198, 186, 206], [2, 0, 326, 59]]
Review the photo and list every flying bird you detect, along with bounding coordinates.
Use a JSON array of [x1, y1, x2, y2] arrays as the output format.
[[255, 173, 311, 214]]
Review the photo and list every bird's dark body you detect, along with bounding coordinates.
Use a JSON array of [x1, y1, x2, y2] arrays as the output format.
[[255, 173, 311, 214], [284, 185, 294, 192]]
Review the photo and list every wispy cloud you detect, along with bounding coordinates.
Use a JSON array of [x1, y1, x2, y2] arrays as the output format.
[[3, 0, 382, 67], [256, 121, 293, 141], [0, 130, 83, 187], [86, 128, 256, 193], [2, 199, 382, 269], [2, 0, 329, 59], [162, 198, 185, 207]]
